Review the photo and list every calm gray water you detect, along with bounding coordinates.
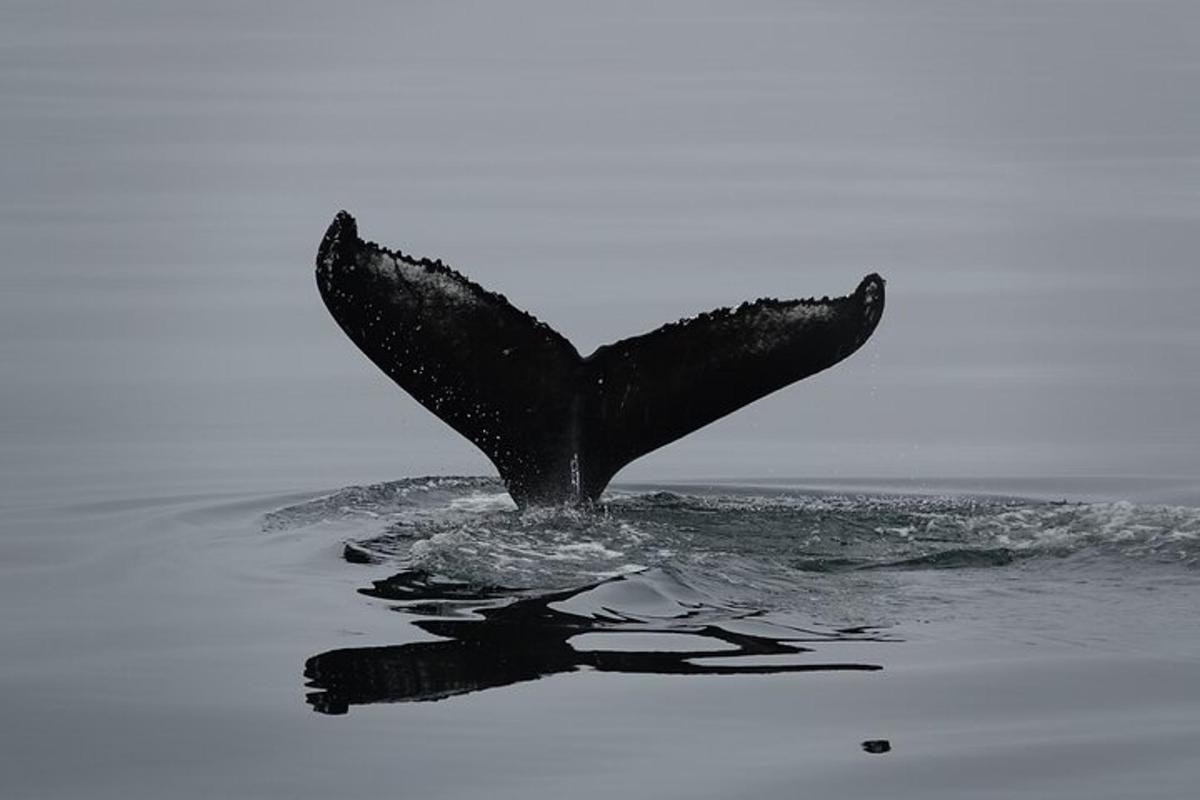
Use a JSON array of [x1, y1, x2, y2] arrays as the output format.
[[5, 476, 1200, 799], [3, 2, 1200, 798]]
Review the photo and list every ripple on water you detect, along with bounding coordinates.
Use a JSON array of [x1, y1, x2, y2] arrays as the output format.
[[265, 477, 1200, 595], [271, 478, 1200, 711]]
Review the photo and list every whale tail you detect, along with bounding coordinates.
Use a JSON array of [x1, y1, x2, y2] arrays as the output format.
[[316, 211, 884, 506]]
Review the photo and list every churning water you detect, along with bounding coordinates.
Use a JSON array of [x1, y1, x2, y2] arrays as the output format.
[[261, 478, 1200, 717]]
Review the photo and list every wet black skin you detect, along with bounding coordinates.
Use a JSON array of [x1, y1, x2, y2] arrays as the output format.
[[316, 211, 885, 506]]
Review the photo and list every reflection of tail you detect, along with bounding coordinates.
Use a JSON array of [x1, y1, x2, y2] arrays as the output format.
[[304, 635, 881, 714], [317, 211, 885, 506], [304, 572, 884, 714]]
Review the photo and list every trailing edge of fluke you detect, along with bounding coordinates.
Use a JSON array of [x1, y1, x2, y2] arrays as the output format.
[[316, 211, 884, 507]]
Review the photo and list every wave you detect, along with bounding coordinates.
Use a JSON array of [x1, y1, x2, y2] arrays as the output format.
[[265, 477, 1200, 591], [269, 477, 1200, 711]]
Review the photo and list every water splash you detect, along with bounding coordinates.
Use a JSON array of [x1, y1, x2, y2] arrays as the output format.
[[272, 478, 1200, 708], [266, 477, 1200, 595]]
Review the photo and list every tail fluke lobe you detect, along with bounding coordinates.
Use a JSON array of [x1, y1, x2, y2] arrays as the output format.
[[316, 212, 884, 506], [580, 273, 885, 488], [316, 211, 582, 503]]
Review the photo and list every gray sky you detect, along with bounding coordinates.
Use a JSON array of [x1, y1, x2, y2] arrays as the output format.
[[2, 1, 1198, 495]]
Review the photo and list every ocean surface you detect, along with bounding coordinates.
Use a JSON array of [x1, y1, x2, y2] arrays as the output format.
[[3, 2, 1199, 798], [4, 474, 1200, 799]]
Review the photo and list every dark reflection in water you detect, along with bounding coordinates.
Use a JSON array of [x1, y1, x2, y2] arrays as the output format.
[[305, 570, 887, 714]]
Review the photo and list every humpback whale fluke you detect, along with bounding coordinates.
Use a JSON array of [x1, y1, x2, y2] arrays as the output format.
[[316, 211, 884, 507]]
